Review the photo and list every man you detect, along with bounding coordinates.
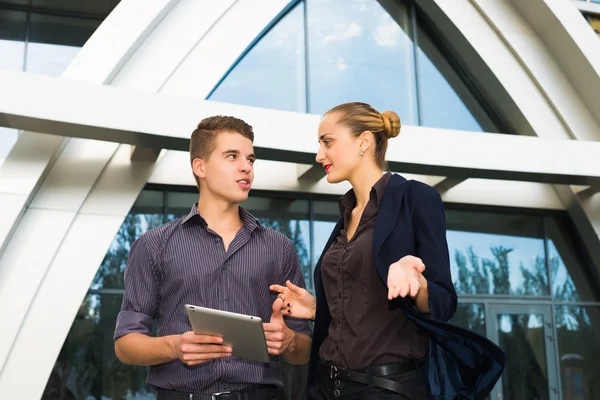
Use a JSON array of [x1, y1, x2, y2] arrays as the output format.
[[114, 116, 312, 400]]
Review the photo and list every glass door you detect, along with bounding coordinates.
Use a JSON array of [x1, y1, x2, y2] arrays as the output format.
[[487, 305, 560, 400]]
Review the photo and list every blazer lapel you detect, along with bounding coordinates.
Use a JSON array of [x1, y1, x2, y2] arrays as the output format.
[[373, 174, 409, 257]]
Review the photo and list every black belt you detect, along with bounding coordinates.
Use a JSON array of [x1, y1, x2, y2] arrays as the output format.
[[156, 385, 281, 400], [321, 359, 425, 398]]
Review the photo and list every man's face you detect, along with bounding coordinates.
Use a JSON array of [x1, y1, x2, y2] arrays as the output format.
[[194, 131, 256, 204]]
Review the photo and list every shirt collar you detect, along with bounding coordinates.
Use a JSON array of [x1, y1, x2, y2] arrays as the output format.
[[181, 203, 262, 232], [337, 172, 392, 216]]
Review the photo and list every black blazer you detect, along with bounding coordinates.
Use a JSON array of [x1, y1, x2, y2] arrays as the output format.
[[308, 174, 506, 400]]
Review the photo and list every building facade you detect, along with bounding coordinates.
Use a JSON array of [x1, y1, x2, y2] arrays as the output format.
[[1, 0, 600, 399]]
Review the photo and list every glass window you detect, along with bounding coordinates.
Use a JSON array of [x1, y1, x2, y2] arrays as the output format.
[[415, 19, 497, 132], [166, 191, 198, 218], [446, 210, 548, 296], [26, 13, 100, 76], [209, 0, 501, 132], [555, 306, 600, 400], [306, 0, 418, 122], [242, 196, 312, 291], [0, 9, 26, 71], [450, 303, 486, 336], [311, 200, 340, 292], [91, 213, 165, 290], [42, 293, 154, 400], [209, 2, 306, 113], [545, 216, 598, 302]]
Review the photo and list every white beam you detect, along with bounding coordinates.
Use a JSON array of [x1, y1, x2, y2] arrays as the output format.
[[578, 185, 600, 199], [297, 164, 325, 183], [0, 144, 158, 399], [434, 177, 467, 195], [1, 70, 600, 186], [147, 151, 565, 210]]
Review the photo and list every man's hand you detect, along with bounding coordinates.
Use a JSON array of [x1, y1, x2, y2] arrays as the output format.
[[387, 255, 426, 300], [170, 331, 232, 366], [270, 280, 316, 320], [263, 298, 296, 355]]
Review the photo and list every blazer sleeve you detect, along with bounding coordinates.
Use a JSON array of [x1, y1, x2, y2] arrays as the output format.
[[412, 183, 457, 322]]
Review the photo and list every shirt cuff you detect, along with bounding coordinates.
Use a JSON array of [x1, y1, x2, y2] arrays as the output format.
[[285, 317, 313, 338], [114, 310, 154, 340]]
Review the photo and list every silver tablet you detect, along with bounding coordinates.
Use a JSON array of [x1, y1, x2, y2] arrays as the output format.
[[185, 304, 270, 363]]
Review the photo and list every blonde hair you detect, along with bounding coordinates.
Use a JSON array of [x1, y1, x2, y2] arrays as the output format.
[[325, 102, 401, 169]]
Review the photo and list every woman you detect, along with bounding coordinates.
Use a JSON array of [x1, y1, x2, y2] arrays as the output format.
[[271, 102, 505, 400]]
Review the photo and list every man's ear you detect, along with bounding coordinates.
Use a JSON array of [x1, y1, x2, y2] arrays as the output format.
[[192, 157, 206, 180]]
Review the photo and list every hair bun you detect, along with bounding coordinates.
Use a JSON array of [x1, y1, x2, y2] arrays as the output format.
[[381, 110, 401, 139]]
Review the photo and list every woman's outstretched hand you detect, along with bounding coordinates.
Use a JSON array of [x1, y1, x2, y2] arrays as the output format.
[[387, 255, 426, 300], [269, 280, 316, 321]]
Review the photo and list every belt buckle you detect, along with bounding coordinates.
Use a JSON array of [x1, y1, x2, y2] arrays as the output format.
[[210, 391, 231, 400], [330, 366, 338, 379]]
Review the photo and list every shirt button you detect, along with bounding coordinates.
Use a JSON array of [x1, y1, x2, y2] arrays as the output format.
[[222, 265, 226, 270], [215, 237, 220, 242], [223, 296, 227, 301]]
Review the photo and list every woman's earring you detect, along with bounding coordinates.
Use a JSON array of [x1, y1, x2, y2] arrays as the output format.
[[360, 150, 364, 156]]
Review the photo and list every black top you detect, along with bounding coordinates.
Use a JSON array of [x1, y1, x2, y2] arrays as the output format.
[[319, 172, 427, 368]]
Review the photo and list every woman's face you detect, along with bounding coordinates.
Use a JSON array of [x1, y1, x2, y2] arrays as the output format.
[[316, 113, 363, 184]]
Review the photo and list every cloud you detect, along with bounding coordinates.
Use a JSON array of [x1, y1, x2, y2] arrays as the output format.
[[373, 20, 399, 47], [322, 22, 363, 44], [335, 55, 348, 72]]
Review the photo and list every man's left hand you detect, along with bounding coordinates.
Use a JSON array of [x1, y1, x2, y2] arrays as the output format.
[[263, 297, 296, 355]]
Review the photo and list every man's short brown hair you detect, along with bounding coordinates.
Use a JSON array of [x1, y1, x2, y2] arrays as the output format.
[[190, 115, 254, 188]]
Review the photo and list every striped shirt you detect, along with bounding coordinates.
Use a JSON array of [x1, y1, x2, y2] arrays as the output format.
[[114, 204, 312, 394]]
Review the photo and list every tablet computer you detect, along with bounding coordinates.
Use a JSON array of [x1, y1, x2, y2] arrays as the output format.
[[185, 304, 270, 363]]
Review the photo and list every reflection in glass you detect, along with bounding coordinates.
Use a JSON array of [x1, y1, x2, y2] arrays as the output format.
[[312, 200, 340, 290], [497, 313, 550, 400], [242, 197, 312, 291], [209, 0, 500, 132], [42, 294, 154, 400], [415, 18, 493, 132], [545, 217, 596, 302], [555, 306, 600, 400], [241, 197, 311, 400], [307, 0, 418, 122], [446, 210, 548, 296], [91, 213, 164, 290], [209, 3, 306, 112], [450, 303, 485, 336], [166, 191, 198, 218]]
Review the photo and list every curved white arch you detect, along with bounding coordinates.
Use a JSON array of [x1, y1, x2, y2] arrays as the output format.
[[159, 0, 293, 98], [420, 0, 600, 304], [0, 0, 178, 398], [0, 1, 295, 398]]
